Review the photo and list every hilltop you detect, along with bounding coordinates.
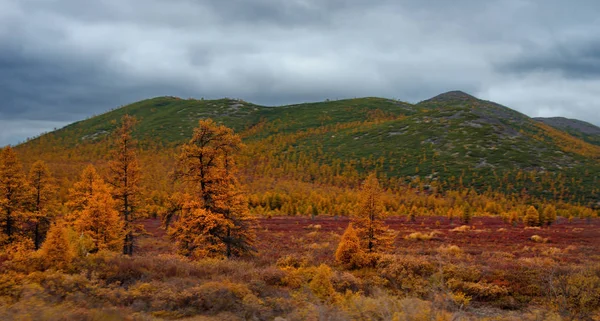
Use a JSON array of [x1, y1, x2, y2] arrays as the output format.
[[16, 91, 600, 205]]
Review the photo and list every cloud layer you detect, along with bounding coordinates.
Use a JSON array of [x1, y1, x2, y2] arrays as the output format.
[[1, 0, 599, 145]]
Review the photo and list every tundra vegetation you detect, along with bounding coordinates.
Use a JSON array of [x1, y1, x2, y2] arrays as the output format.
[[2, 93, 600, 320]]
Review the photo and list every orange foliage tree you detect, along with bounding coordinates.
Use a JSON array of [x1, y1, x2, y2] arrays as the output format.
[[524, 206, 540, 227], [543, 204, 557, 226], [40, 223, 73, 270], [353, 173, 395, 253], [70, 165, 123, 252], [170, 119, 256, 259], [335, 223, 367, 269], [28, 160, 56, 249], [0, 146, 30, 244], [66, 165, 106, 221], [108, 115, 141, 255]]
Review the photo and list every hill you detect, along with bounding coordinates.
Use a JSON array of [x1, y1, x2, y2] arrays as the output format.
[[534, 116, 600, 146], [16, 91, 600, 206]]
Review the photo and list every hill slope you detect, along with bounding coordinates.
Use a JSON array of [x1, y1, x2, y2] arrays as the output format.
[[16, 91, 600, 205], [534, 116, 600, 146]]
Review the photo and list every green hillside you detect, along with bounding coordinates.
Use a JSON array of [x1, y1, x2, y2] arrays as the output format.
[[534, 116, 600, 146], [18, 91, 600, 205]]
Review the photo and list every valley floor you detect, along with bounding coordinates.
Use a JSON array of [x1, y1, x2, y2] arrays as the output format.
[[2, 216, 600, 320], [130, 216, 600, 320]]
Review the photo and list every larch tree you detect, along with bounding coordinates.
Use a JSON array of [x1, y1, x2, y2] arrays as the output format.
[[40, 223, 73, 270], [462, 205, 472, 224], [108, 115, 141, 255], [543, 204, 557, 226], [524, 206, 540, 227], [75, 189, 123, 252], [28, 160, 56, 250], [0, 146, 30, 244], [69, 165, 123, 252], [170, 119, 256, 259], [66, 165, 106, 222], [335, 223, 367, 269], [352, 173, 395, 254]]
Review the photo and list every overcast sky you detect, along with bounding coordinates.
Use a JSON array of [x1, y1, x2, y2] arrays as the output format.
[[1, 0, 600, 146]]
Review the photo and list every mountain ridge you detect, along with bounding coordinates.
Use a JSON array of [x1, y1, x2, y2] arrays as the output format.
[[534, 116, 600, 146], [15, 91, 600, 205]]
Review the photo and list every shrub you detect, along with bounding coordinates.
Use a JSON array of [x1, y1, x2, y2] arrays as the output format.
[[378, 255, 435, 297], [331, 271, 361, 293], [276, 255, 309, 269], [195, 281, 254, 314], [446, 279, 509, 301], [530, 235, 549, 243], [437, 245, 463, 257], [450, 225, 470, 232], [405, 231, 438, 241], [309, 264, 336, 303], [545, 266, 600, 320]]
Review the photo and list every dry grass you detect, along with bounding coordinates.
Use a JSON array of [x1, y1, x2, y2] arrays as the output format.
[[450, 225, 471, 232], [405, 231, 439, 241], [438, 245, 463, 257], [530, 235, 549, 243]]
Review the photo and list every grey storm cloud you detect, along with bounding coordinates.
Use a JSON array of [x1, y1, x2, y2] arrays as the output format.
[[499, 38, 600, 79], [1, 0, 600, 145]]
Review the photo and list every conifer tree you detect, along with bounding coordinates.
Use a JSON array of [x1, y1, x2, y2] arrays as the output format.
[[508, 210, 519, 226], [75, 191, 123, 252], [543, 204, 557, 226], [0, 146, 29, 244], [409, 205, 418, 222], [447, 207, 455, 224], [40, 223, 73, 270], [66, 165, 107, 221], [108, 115, 141, 255], [353, 173, 395, 253], [335, 223, 366, 269], [524, 206, 540, 227], [170, 119, 255, 258], [461, 205, 472, 224], [70, 165, 123, 252], [28, 160, 55, 250], [538, 204, 546, 227]]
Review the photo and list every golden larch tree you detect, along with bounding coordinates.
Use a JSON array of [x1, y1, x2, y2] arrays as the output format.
[[108, 115, 141, 255], [69, 165, 123, 252], [40, 223, 73, 270], [75, 190, 123, 252], [543, 204, 557, 226], [170, 119, 256, 258], [0, 146, 30, 244], [353, 173, 395, 253], [335, 223, 367, 269], [28, 160, 56, 250], [524, 206, 540, 227], [66, 165, 107, 221]]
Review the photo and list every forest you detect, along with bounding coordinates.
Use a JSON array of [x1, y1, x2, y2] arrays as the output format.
[[1, 109, 600, 321]]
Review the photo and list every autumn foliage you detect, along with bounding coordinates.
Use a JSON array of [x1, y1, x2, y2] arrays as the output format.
[[352, 173, 395, 254], [40, 223, 73, 270], [108, 115, 141, 255], [0, 110, 599, 320], [169, 119, 256, 258], [0, 146, 29, 244], [28, 160, 56, 249], [73, 166, 123, 252], [334, 223, 367, 269]]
